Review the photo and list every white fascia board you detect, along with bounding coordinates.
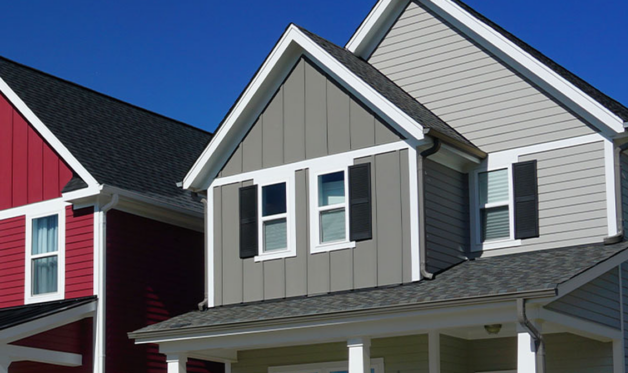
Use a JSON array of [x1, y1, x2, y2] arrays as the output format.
[[183, 24, 425, 191], [419, 0, 624, 134], [1, 345, 82, 367], [345, 0, 408, 58], [0, 77, 99, 188]]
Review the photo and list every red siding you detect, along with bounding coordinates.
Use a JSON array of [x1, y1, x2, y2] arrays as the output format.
[[65, 206, 94, 299], [0, 216, 25, 308], [0, 93, 73, 211], [9, 318, 93, 373], [106, 210, 220, 373]]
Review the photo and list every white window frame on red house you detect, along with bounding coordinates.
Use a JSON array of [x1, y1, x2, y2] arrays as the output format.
[[24, 205, 66, 304]]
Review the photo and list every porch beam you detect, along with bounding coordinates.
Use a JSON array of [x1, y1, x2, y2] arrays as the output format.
[[428, 331, 440, 373], [166, 353, 187, 373], [187, 349, 238, 363], [1, 345, 82, 367], [348, 338, 370, 373], [539, 308, 622, 342]]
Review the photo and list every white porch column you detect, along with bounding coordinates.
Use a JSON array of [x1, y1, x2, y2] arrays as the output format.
[[348, 338, 370, 373], [613, 339, 625, 373], [225, 361, 232, 373], [517, 332, 536, 373], [166, 353, 187, 373], [428, 331, 441, 373]]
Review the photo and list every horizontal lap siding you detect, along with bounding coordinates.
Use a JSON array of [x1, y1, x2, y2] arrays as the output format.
[[218, 58, 402, 178], [0, 216, 25, 307], [9, 318, 93, 373], [423, 160, 468, 273], [621, 153, 628, 235], [440, 335, 469, 373], [0, 93, 73, 210], [546, 333, 613, 373], [232, 336, 428, 373], [622, 263, 628, 372], [369, 1, 596, 153], [106, 210, 210, 373], [470, 337, 516, 372], [547, 268, 621, 329], [65, 206, 93, 299], [214, 150, 411, 306], [518, 141, 607, 250]]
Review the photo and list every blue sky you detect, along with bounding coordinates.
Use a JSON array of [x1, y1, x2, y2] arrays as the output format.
[[0, 1, 625, 133]]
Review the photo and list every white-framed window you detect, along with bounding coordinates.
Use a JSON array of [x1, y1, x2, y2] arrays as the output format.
[[470, 164, 520, 251], [254, 173, 297, 262], [309, 165, 356, 254], [269, 358, 384, 373], [25, 208, 65, 304]]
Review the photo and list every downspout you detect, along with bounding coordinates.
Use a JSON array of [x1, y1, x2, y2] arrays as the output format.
[[606, 143, 628, 244], [517, 298, 546, 373], [95, 193, 119, 373], [418, 138, 441, 280], [198, 198, 209, 311]]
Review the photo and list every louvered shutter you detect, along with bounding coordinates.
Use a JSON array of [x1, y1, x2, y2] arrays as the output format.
[[513, 160, 539, 239], [239, 185, 258, 259], [349, 163, 372, 241]]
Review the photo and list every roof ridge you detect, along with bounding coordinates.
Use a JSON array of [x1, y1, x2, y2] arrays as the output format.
[[0, 55, 213, 136]]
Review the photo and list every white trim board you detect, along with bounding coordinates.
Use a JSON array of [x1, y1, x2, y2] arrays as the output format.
[[0, 77, 99, 188], [183, 24, 426, 191], [269, 358, 385, 373], [345, 0, 624, 135]]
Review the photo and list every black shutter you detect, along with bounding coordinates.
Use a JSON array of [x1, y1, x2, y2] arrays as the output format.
[[239, 185, 258, 259], [349, 163, 372, 241], [513, 160, 539, 239]]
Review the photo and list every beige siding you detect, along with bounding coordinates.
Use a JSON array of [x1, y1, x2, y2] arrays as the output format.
[[424, 160, 469, 273], [440, 335, 469, 373], [218, 58, 402, 178], [621, 262, 628, 372], [621, 153, 628, 235], [546, 333, 613, 373], [470, 337, 517, 372], [369, 1, 596, 153], [547, 268, 621, 329], [232, 336, 429, 373], [518, 141, 608, 251], [213, 149, 411, 306]]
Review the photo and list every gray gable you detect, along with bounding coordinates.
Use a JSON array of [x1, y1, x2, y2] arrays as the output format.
[[0, 57, 212, 212]]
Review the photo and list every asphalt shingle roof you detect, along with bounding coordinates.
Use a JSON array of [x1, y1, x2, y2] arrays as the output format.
[[297, 26, 476, 148], [132, 241, 628, 335], [0, 296, 96, 331], [451, 0, 628, 122], [0, 57, 212, 212]]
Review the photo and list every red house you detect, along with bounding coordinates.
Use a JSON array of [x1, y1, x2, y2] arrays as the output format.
[[0, 57, 219, 373]]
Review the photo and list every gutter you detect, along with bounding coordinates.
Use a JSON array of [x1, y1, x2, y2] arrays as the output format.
[[423, 128, 487, 159], [418, 138, 441, 280], [517, 298, 546, 373]]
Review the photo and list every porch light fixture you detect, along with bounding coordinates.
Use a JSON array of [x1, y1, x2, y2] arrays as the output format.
[[484, 324, 502, 335]]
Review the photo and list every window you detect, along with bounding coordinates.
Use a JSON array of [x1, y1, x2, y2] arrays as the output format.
[[478, 169, 510, 242], [261, 182, 288, 252], [25, 210, 65, 304], [310, 167, 355, 253]]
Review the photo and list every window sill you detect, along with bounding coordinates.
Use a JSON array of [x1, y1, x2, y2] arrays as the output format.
[[311, 241, 356, 254], [254, 249, 297, 262], [25, 291, 64, 305], [473, 238, 522, 252]]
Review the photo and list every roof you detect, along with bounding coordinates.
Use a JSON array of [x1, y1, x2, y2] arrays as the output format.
[[0, 57, 213, 212], [0, 296, 96, 331], [297, 26, 476, 149], [131, 241, 628, 336], [450, 0, 628, 123]]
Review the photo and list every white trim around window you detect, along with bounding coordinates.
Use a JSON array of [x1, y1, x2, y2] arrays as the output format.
[[269, 358, 384, 373], [24, 207, 66, 304], [254, 172, 297, 262], [469, 163, 521, 252], [309, 164, 356, 254]]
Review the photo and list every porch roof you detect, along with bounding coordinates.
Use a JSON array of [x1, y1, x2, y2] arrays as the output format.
[[0, 296, 96, 331], [130, 241, 628, 337]]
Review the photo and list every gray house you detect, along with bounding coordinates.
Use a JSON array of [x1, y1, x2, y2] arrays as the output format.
[[130, 0, 628, 372]]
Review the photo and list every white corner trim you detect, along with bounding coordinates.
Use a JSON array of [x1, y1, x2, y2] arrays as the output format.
[[24, 206, 66, 305], [605, 139, 619, 236], [183, 25, 425, 190], [0, 77, 99, 188], [420, 0, 624, 133], [206, 188, 215, 308], [407, 144, 421, 281]]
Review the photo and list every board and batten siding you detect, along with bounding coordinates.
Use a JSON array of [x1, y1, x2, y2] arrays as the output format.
[[423, 159, 469, 273], [218, 58, 402, 178], [547, 268, 621, 330], [213, 149, 411, 306], [517, 141, 607, 251], [232, 336, 429, 373], [621, 153, 628, 235], [368, 1, 596, 153]]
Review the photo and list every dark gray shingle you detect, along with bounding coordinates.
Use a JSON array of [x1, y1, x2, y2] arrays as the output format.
[[0, 296, 96, 331]]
